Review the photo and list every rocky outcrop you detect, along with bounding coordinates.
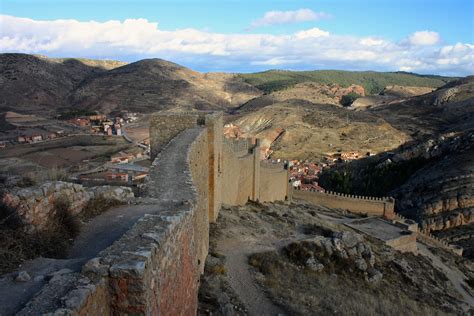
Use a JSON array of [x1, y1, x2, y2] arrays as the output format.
[[434, 87, 459, 106], [392, 133, 474, 232], [285, 231, 382, 283], [1, 181, 134, 232]]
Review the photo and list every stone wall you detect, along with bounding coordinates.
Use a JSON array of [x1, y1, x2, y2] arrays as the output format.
[[293, 189, 395, 219], [19, 111, 290, 314], [20, 128, 210, 315], [1, 182, 134, 232]]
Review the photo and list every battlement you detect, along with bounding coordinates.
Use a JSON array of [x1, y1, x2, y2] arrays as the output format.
[[223, 137, 255, 156], [296, 188, 394, 202], [293, 188, 395, 219]]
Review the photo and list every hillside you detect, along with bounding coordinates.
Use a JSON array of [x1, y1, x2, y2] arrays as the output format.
[[239, 70, 455, 94], [199, 203, 473, 315], [368, 76, 474, 138], [233, 100, 408, 160], [70, 59, 261, 113], [236, 82, 366, 112], [0, 54, 261, 114], [0, 54, 110, 114]]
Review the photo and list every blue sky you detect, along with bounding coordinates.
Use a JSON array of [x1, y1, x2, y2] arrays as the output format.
[[1, 0, 473, 74]]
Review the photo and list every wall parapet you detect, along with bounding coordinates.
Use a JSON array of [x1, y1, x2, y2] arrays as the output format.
[[293, 188, 395, 219], [295, 187, 394, 202]]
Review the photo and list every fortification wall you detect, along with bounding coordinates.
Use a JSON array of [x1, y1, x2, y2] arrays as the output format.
[[293, 189, 395, 219], [19, 128, 210, 315], [18, 111, 290, 315], [259, 162, 289, 202]]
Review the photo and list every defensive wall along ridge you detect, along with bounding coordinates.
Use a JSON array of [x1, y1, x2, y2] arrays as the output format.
[[19, 111, 290, 315], [292, 188, 396, 219], [18, 110, 438, 314]]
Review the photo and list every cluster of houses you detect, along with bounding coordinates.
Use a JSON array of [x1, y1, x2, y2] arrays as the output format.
[[66, 112, 139, 136], [78, 148, 149, 185], [289, 160, 325, 191], [16, 131, 63, 144], [68, 115, 123, 136], [110, 151, 145, 164]]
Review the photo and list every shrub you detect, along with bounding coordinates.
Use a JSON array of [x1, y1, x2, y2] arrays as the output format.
[[340, 92, 362, 106], [0, 195, 80, 273]]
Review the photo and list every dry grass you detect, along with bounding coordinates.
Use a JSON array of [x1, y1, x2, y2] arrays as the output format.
[[18, 167, 69, 187], [0, 195, 80, 274], [248, 249, 452, 316], [79, 196, 123, 221]]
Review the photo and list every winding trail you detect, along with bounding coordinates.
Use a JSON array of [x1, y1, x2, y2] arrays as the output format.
[[218, 238, 286, 316]]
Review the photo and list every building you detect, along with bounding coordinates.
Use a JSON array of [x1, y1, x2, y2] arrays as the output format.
[[17, 135, 27, 143], [89, 114, 107, 122], [68, 118, 91, 127], [31, 134, 43, 142], [105, 172, 129, 182], [106, 163, 149, 183]]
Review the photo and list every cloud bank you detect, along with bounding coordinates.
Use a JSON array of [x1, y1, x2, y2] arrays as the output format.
[[0, 15, 473, 75], [249, 9, 330, 28]]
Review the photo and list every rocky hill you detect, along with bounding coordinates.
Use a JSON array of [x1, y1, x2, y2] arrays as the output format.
[[368, 76, 474, 138], [0, 54, 111, 113], [0, 54, 261, 114], [236, 82, 365, 111], [239, 69, 455, 94], [199, 202, 474, 315], [69, 59, 261, 113]]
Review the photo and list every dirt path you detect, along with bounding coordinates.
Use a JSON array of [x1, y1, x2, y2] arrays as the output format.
[[417, 243, 474, 309], [218, 238, 286, 316]]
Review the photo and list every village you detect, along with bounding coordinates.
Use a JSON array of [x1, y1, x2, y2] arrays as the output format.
[[0, 110, 151, 188]]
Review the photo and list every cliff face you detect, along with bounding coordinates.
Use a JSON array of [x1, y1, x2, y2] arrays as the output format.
[[391, 133, 474, 232]]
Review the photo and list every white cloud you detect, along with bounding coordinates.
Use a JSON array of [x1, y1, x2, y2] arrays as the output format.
[[0, 15, 472, 76], [408, 31, 441, 46], [294, 28, 329, 39], [249, 9, 330, 29]]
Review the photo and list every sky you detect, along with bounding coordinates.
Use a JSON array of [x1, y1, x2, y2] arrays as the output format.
[[1, 0, 473, 75]]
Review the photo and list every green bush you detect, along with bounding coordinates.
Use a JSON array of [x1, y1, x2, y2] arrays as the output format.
[[239, 70, 455, 94], [340, 92, 362, 106]]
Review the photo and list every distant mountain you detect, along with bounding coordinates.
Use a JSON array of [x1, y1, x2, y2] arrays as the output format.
[[368, 76, 474, 138], [0, 53, 115, 113], [239, 69, 456, 94], [69, 58, 261, 113], [0, 54, 261, 114]]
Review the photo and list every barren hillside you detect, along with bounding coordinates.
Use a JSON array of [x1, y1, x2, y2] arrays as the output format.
[[0, 54, 261, 115], [0, 54, 110, 113], [233, 100, 408, 160], [199, 202, 474, 315]]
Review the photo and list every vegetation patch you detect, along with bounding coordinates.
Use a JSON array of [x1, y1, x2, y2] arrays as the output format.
[[239, 70, 455, 94], [0, 194, 122, 274], [0, 195, 79, 274], [319, 156, 428, 197], [248, 246, 464, 315]]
